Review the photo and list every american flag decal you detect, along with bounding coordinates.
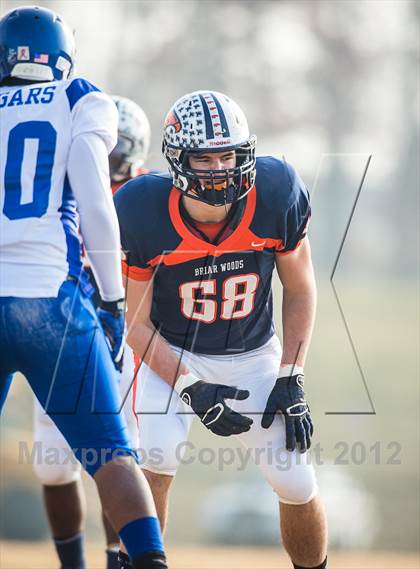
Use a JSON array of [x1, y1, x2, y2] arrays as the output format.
[[34, 53, 49, 64], [200, 93, 230, 139]]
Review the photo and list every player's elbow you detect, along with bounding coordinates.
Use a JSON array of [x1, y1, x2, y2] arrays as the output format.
[[126, 319, 155, 354]]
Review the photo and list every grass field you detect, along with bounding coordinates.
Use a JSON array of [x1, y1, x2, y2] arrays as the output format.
[[0, 542, 419, 569]]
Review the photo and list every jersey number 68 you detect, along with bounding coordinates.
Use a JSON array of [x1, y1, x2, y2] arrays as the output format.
[[179, 273, 259, 323]]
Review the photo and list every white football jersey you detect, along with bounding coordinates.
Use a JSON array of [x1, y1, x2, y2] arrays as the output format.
[[0, 77, 118, 297]]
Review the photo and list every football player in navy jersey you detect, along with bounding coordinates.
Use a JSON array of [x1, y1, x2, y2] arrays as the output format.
[[31, 95, 153, 569], [114, 91, 328, 569], [0, 6, 166, 569]]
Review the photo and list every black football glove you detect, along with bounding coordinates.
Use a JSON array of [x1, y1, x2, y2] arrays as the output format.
[[177, 373, 253, 437], [261, 367, 313, 452], [97, 298, 126, 372]]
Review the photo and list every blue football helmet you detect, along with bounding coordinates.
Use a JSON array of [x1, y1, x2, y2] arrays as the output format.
[[0, 5, 75, 84]]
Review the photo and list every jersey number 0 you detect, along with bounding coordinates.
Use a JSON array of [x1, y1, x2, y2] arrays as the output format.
[[3, 121, 56, 220]]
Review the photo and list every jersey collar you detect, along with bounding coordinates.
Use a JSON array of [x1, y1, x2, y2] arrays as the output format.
[[168, 186, 257, 255]]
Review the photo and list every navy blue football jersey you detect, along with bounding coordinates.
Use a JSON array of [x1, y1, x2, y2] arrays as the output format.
[[114, 156, 310, 355]]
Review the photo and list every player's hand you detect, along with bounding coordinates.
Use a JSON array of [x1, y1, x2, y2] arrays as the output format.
[[97, 298, 126, 372], [261, 366, 313, 452], [176, 372, 253, 437]]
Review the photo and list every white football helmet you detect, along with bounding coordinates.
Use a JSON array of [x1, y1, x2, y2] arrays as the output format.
[[109, 95, 151, 182], [162, 90, 256, 206]]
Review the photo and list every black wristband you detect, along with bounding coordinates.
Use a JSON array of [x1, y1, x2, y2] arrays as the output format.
[[100, 298, 125, 315]]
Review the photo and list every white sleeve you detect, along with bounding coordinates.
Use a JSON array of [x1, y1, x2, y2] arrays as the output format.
[[71, 87, 119, 153], [67, 132, 125, 302]]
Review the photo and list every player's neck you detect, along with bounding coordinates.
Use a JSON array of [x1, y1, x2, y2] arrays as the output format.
[[181, 196, 231, 224]]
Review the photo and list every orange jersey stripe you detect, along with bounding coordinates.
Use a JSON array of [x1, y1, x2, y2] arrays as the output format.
[[121, 260, 153, 281]]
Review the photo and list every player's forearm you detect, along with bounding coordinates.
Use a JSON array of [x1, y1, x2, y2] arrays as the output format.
[[67, 133, 124, 301], [81, 204, 124, 301], [281, 282, 317, 368], [127, 321, 189, 387]]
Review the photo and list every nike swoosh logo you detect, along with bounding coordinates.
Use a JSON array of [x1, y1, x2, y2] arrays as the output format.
[[251, 241, 266, 247]]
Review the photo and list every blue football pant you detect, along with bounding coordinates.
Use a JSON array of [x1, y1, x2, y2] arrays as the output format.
[[0, 279, 136, 476]]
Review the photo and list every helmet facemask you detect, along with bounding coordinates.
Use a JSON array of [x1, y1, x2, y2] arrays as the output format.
[[164, 135, 256, 207], [109, 135, 138, 183]]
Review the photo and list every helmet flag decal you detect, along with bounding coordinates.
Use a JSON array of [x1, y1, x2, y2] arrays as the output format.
[[199, 94, 215, 139], [210, 92, 230, 138], [199, 93, 231, 140]]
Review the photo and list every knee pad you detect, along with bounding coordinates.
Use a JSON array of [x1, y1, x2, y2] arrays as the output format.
[[32, 442, 82, 486], [261, 452, 318, 505], [139, 431, 190, 476], [33, 397, 82, 485], [138, 413, 191, 476]]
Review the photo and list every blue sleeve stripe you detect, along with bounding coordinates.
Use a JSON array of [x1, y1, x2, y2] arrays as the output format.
[[66, 78, 100, 111]]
